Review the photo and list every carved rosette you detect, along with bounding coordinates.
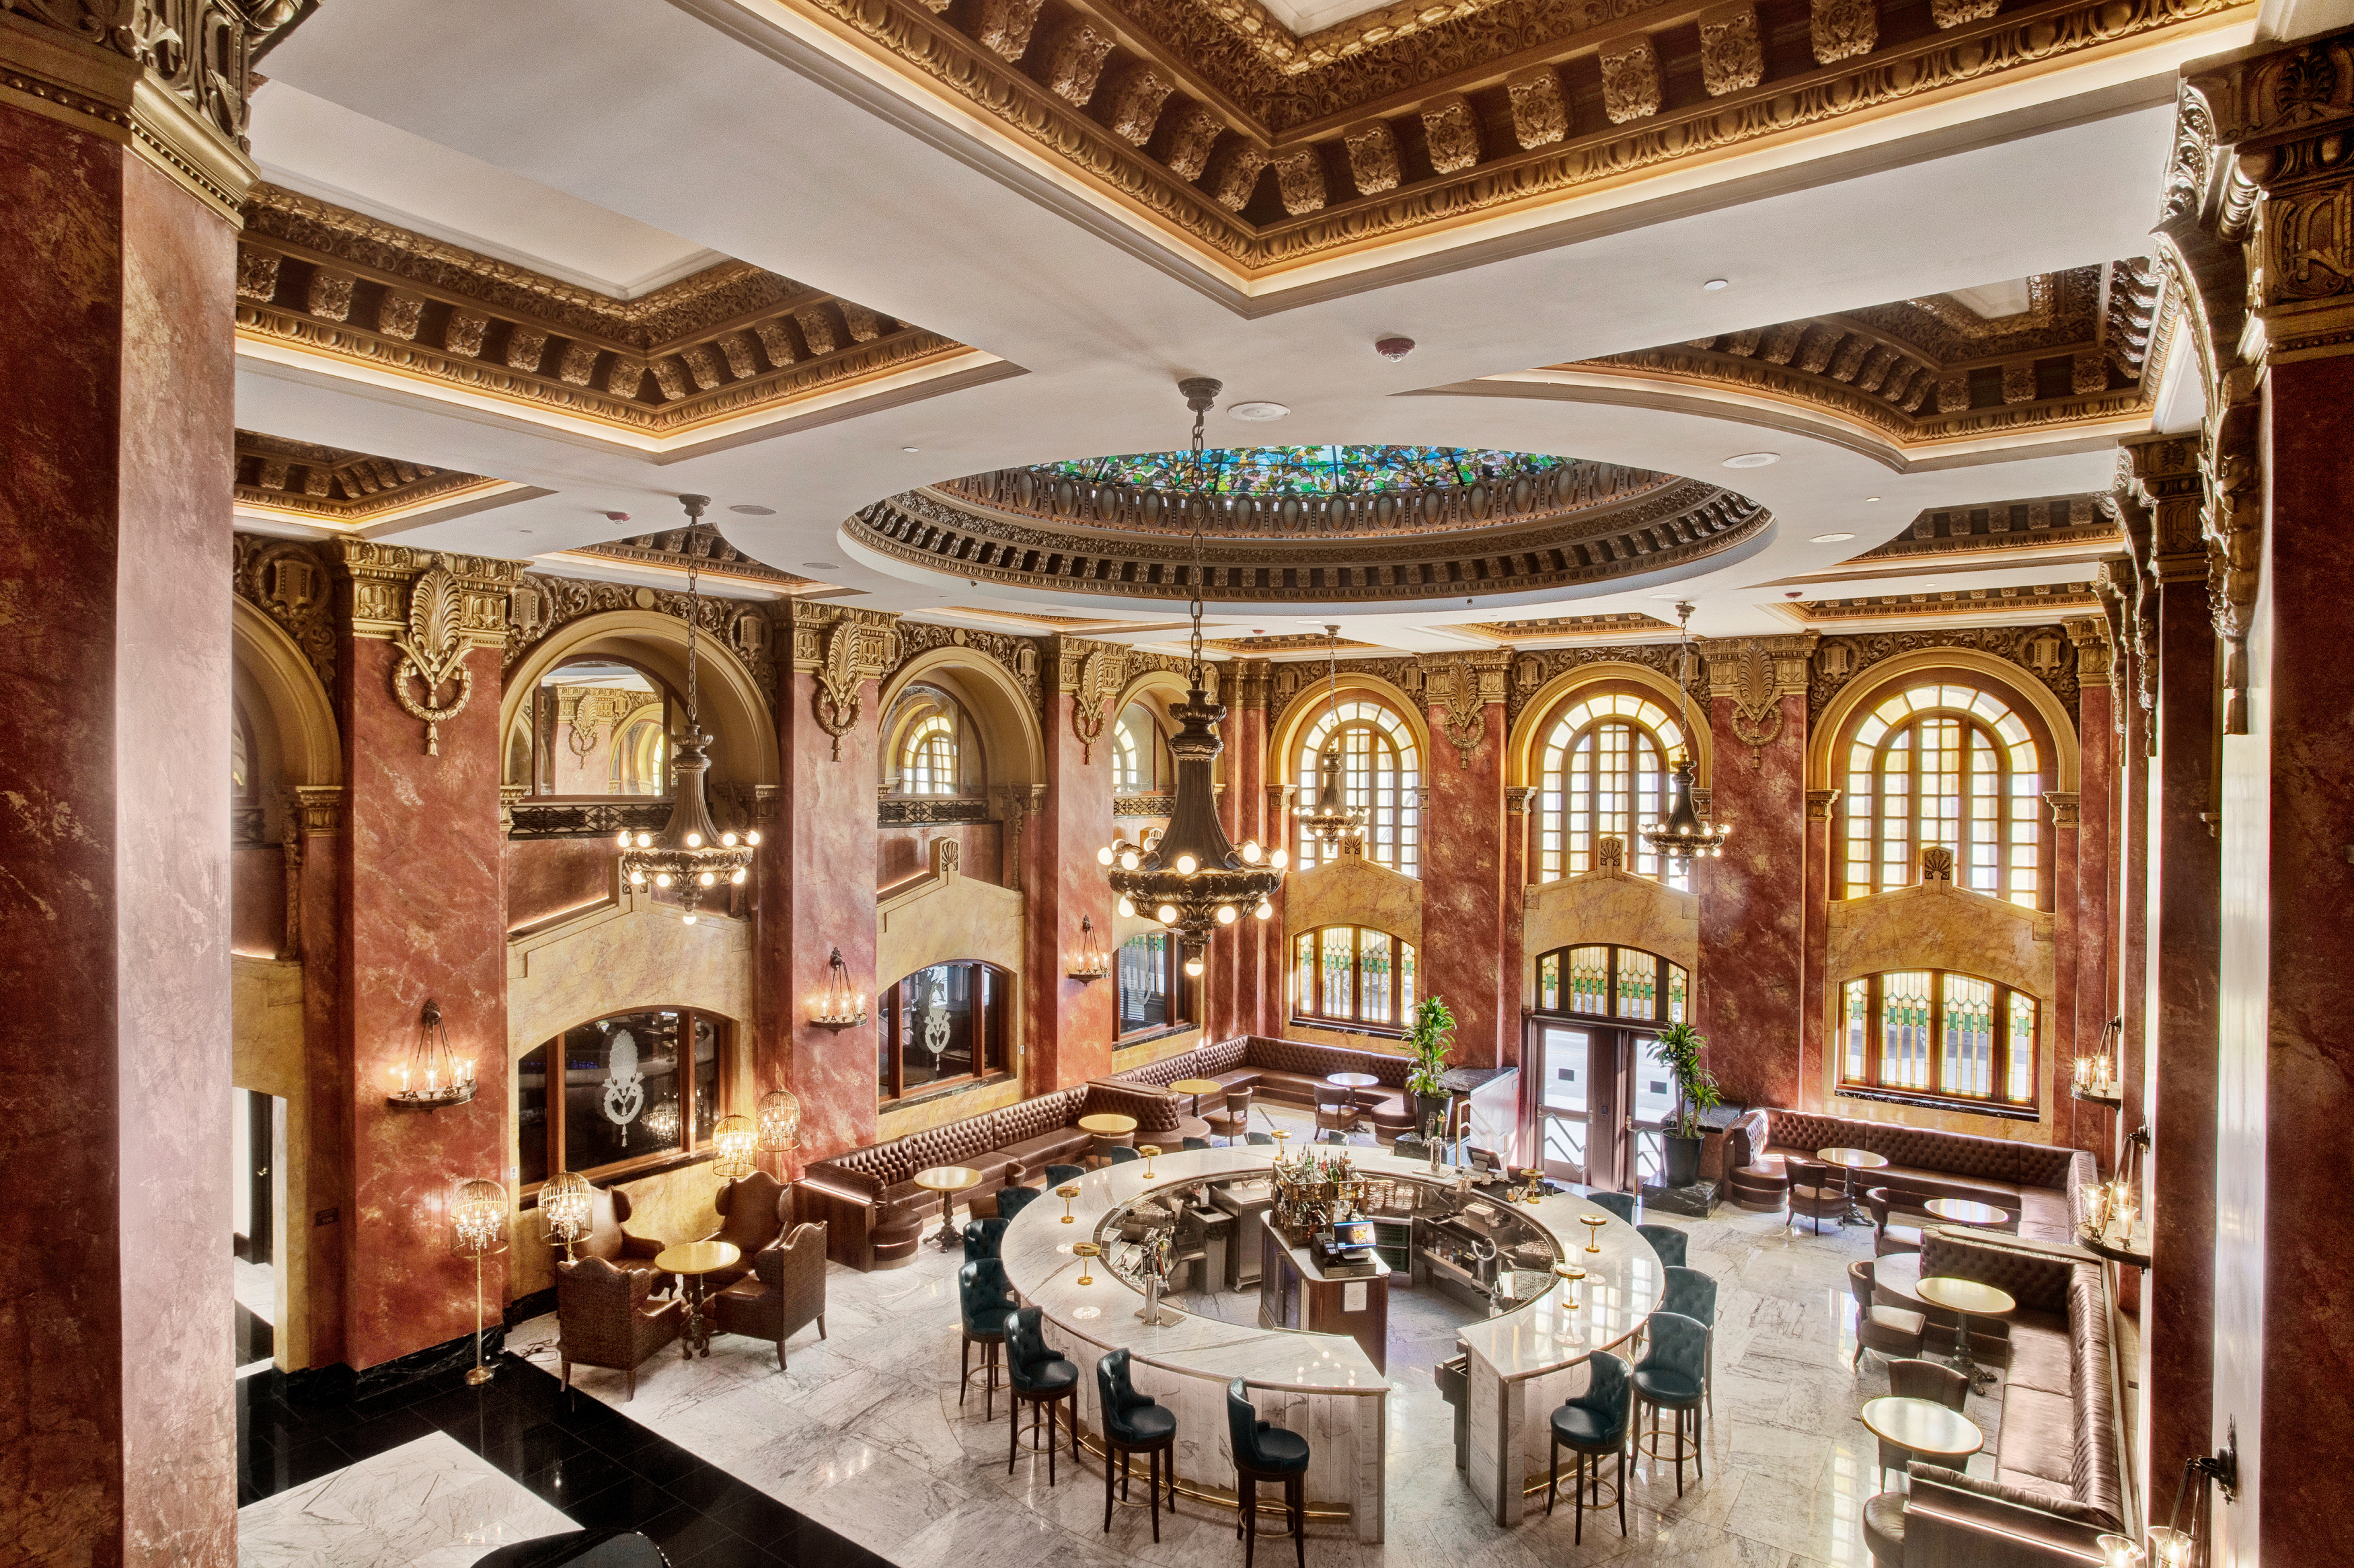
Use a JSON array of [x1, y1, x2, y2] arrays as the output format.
[[1597, 33, 1662, 125]]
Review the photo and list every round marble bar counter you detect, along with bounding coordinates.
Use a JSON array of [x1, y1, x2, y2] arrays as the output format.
[[998, 1148, 1664, 1540]]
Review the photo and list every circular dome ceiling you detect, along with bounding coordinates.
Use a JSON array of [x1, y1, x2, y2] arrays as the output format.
[[846, 445, 1770, 606]]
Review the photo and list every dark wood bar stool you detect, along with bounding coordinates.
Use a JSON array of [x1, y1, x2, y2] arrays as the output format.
[[1096, 1348, 1178, 1540], [1225, 1377, 1309, 1568]]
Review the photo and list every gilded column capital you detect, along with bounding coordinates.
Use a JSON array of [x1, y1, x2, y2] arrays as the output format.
[[1232, 658, 1273, 711], [334, 543, 528, 755], [499, 783, 527, 838], [1049, 635, 1131, 762], [1504, 786, 1537, 814], [788, 602, 902, 760], [2066, 618, 2115, 687], [286, 784, 345, 838], [1805, 787, 1841, 822], [1696, 633, 1815, 755], [2043, 790, 2081, 828], [2118, 432, 2207, 584]]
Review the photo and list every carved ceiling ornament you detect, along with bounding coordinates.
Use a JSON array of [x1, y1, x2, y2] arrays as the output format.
[[1416, 654, 1509, 770], [889, 619, 1047, 719], [1698, 3, 1763, 97], [389, 564, 477, 756], [798, 606, 904, 760], [1063, 639, 1129, 763], [1698, 634, 1814, 758], [337, 541, 522, 755]]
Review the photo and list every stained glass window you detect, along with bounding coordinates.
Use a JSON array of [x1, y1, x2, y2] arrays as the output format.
[[1051, 446, 1570, 497], [1292, 925, 1417, 1029], [1295, 698, 1420, 877], [1533, 945, 1689, 1025], [1535, 691, 1688, 890], [1839, 970, 2039, 1110], [1841, 682, 2044, 906]]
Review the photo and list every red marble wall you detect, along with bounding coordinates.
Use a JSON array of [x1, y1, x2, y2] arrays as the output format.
[[0, 104, 240, 1565], [294, 824, 348, 1370], [506, 837, 613, 932], [1800, 794, 1834, 1112], [338, 636, 510, 1369], [2049, 810, 2083, 1154], [1499, 799, 1528, 1068], [2144, 572, 2219, 1507], [1421, 703, 1505, 1066], [1698, 694, 1808, 1108], [1028, 689, 1114, 1089], [2120, 662, 2151, 1147], [2076, 681, 2116, 1162]]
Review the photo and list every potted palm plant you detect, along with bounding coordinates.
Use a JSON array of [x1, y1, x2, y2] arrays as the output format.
[[1404, 996, 1457, 1141], [1653, 1020, 1721, 1188]]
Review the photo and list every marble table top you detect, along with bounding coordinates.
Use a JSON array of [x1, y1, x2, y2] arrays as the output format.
[[1000, 1147, 1662, 1393]]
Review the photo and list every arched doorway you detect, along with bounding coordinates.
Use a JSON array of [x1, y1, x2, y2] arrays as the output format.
[[1525, 943, 1691, 1193]]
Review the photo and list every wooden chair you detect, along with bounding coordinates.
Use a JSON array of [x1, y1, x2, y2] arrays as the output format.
[[1785, 1159, 1847, 1236], [1848, 1259, 1928, 1369], [712, 1221, 827, 1371], [556, 1255, 684, 1401], [1204, 1087, 1253, 1144]]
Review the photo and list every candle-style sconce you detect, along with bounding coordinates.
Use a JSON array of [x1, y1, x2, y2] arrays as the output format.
[[810, 947, 868, 1031], [1067, 916, 1111, 982], [387, 1000, 476, 1111]]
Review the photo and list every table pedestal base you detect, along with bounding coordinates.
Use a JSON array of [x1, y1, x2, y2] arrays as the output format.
[[1948, 1312, 1996, 1388]]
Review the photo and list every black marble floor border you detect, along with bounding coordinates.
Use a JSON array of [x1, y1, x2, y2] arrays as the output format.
[[237, 1354, 896, 1568]]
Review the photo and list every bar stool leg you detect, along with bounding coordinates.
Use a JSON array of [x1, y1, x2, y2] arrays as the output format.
[[1288, 1475, 1305, 1568], [1618, 1442, 1628, 1535], [1046, 1397, 1057, 1487], [1572, 1450, 1585, 1546], [1147, 1446, 1161, 1544], [1546, 1430, 1559, 1516]]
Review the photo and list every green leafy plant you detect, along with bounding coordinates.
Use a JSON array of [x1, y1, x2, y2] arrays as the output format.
[[1654, 1020, 1722, 1139], [1404, 996, 1457, 1099]]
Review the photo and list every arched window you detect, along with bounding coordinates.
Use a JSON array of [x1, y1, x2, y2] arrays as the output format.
[[1292, 925, 1418, 1029], [523, 658, 678, 798], [1118, 933, 1190, 1039], [1112, 702, 1166, 793], [1294, 697, 1420, 877], [1841, 970, 2039, 1111], [1533, 944, 1689, 1023], [515, 1007, 732, 1190], [1534, 690, 1689, 890], [882, 684, 979, 797], [880, 960, 1010, 1099], [1839, 681, 2046, 906]]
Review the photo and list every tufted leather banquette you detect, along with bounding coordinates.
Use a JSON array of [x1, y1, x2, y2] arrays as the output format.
[[1736, 1109, 2092, 1243], [1114, 1035, 1418, 1135]]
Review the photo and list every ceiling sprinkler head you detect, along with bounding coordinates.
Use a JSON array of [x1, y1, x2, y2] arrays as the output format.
[[1374, 336, 1416, 362]]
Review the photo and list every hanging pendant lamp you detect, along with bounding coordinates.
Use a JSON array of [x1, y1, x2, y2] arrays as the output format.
[[1096, 379, 1286, 978], [1293, 623, 1367, 851], [617, 494, 759, 920], [1640, 601, 1733, 864]]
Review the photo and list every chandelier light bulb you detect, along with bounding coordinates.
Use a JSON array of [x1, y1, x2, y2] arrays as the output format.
[[746, 830, 761, 846], [1118, 896, 1137, 918], [629, 869, 646, 885], [636, 832, 653, 848], [683, 912, 697, 925], [686, 832, 702, 848], [722, 831, 738, 847], [731, 868, 747, 884], [1156, 903, 1179, 924], [1270, 849, 1289, 869], [699, 871, 716, 886], [1175, 853, 1199, 875], [655, 873, 673, 888], [1119, 849, 1141, 871], [1256, 900, 1273, 920], [1098, 845, 1115, 865], [1241, 840, 1261, 863], [616, 830, 632, 849], [1185, 957, 1205, 978], [1217, 904, 1238, 924]]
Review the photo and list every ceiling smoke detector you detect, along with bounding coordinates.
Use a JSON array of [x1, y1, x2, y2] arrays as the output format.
[[1722, 452, 1780, 469], [1229, 401, 1290, 422], [1374, 336, 1416, 361]]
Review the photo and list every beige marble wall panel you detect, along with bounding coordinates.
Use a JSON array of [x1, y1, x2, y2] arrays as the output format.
[[1110, 1026, 1205, 1074], [508, 1161, 730, 1300], [877, 1078, 1028, 1144], [507, 892, 755, 1055], [1281, 855, 1422, 945], [1520, 869, 1698, 1006], [876, 867, 1025, 984], [231, 956, 313, 1368], [1281, 1021, 1410, 1058]]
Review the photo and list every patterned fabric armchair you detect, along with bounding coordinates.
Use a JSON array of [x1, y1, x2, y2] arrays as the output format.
[[712, 1221, 827, 1372], [556, 1255, 685, 1401]]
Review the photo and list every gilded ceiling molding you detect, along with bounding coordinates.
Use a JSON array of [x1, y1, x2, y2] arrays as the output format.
[[1498, 642, 1689, 733], [1805, 623, 2086, 727], [1697, 633, 1817, 753], [564, 528, 823, 593], [790, 603, 903, 759], [503, 573, 780, 707], [0, 0, 308, 219], [233, 184, 971, 440], [234, 531, 338, 689], [759, 0, 2249, 276], [851, 480, 1769, 604], [1267, 654, 1422, 742], [1565, 261, 2174, 451], [1854, 495, 2117, 563], [1457, 612, 1673, 642], [1205, 632, 1379, 652], [1790, 583, 2101, 624], [234, 429, 504, 524]]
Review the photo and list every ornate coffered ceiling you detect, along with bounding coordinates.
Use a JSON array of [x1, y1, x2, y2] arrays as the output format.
[[233, 184, 975, 440], [233, 430, 504, 523], [1778, 581, 2101, 622], [1455, 611, 1676, 641], [558, 529, 831, 594], [1562, 260, 2172, 448], [1852, 493, 2119, 561], [767, 0, 2248, 276]]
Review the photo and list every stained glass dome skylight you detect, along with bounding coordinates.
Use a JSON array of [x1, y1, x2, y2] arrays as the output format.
[[1050, 445, 1569, 498]]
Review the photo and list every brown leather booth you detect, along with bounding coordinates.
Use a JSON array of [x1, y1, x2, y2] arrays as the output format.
[[1731, 1109, 2093, 1244], [1114, 1035, 1418, 1138]]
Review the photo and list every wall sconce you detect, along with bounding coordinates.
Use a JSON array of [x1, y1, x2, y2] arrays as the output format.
[[540, 1170, 594, 1261], [1067, 915, 1110, 982], [710, 1113, 758, 1183], [810, 947, 867, 1031], [387, 1000, 476, 1110], [2147, 1427, 2238, 1568]]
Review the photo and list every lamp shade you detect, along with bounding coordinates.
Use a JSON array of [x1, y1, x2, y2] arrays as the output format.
[[757, 1088, 802, 1153], [711, 1113, 758, 1182], [540, 1171, 593, 1250], [451, 1178, 508, 1260]]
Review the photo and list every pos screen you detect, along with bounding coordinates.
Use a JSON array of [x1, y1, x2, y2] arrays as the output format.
[[1330, 1219, 1374, 1248]]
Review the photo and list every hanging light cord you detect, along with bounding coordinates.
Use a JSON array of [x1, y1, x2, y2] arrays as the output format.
[[1187, 397, 1207, 689], [681, 494, 706, 732]]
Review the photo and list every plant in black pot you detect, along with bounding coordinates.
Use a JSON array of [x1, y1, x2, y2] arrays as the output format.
[[1653, 1020, 1721, 1189], [1403, 996, 1457, 1142]]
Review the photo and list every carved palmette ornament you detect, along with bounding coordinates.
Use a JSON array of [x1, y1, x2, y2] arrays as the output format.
[[391, 564, 476, 756], [1730, 640, 1783, 753], [1071, 645, 1127, 763], [1420, 657, 1488, 771]]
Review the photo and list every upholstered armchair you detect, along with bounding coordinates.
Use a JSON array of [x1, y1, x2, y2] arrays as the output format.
[[556, 1255, 685, 1401], [1204, 1087, 1252, 1144], [695, 1170, 791, 1292], [1848, 1259, 1928, 1368], [712, 1221, 827, 1372], [570, 1186, 669, 1288], [1786, 1159, 1848, 1235]]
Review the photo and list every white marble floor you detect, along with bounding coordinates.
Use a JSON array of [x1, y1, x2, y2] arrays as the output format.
[[512, 1130, 2008, 1568], [235, 1256, 277, 1325], [237, 1431, 577, 1567]]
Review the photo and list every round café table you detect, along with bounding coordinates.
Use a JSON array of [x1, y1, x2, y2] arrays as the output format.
[[652, 1240, 741, 1358], [1915, 1275, 2015, 1388], [1860, 1395, 1983, 1488], [1077, 1111, 1138, 1163], [913, 1164, 983, 1250], [1170, 1077, 1225, 1118], [1925, 1198, 2010, 1229], [1326, 1072, 1380, 1089], [1817, 1146, 1889, 1226]]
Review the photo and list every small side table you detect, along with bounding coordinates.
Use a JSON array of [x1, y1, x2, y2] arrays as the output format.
[[915, 1164, 983, 1250], [1817, 1146, 1890, 1226], [1859, 1395, 1983, 1488], [653, 1240, 741, 1360], [1170, 1078, 1225, 1118], [1925, 1198, 2010, 1230], [1916, 1275, 2015, 1388], [1077, 1112, 1138, 1163]]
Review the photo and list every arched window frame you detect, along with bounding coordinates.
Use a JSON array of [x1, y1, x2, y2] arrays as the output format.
[[515, 1007, 733, 1194], [1839, 969, 2040, 1113], [1293, 697, 1421, 878], [1291, 925, 1418, 1031], [882, 683, 981, 798], [1112, 701, 1167, 793], [880, 959, 1012, 1100], [1532, 689, 1690, 891], [524, 656, 681, 801], [1117, 933, 1191, 1040], [1531, 944, 1689, 1023], [1835, 680, 2049, 908]]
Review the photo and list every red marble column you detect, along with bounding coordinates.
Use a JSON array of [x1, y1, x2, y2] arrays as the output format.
[[1420, 666, 1507, 1066], [1211, 662, 1273, 1042], [289, 789, 350, 1369], [2045, 793, 2084, 1155], [1501, 788, 1534, 1068], [1695, 637, 1815, 1109], [2124, 433, 2220, 1511], [0, 59, 246, 1564], [2072, 626, 2119, 1114], [1027, 639, 1115, 1090], [2118, 643, 2152, 1150], [1800, 789, 1839, 1113], [334, 547, 521, 1370], [769, 606, 895, 1161]]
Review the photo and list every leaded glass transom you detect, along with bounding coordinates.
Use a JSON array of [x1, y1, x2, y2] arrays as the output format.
[[1535, 944, 1688, 1023], [1053, 446, 1569, 497], [1536, 692, 1689, 890], [1839, 968, 2039, 1111], [1841, 682, 2043, 906]]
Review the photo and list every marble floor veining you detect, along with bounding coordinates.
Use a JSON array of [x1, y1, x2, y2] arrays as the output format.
[[237, 1431, 576, 1567], [509, 1116, 2010, 1568]]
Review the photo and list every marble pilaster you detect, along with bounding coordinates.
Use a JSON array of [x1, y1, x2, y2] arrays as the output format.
[[1501, 787, 1535, 1068], [1030, 640, 1116, 1091], [1420, 662, 1507, 1066]]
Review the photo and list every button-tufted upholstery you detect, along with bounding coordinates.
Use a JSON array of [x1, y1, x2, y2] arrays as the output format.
[[1116, 1035, 1418, 1134], [1760, 1109, 2090, 1242], [1901, 1463, 2120, 1565]]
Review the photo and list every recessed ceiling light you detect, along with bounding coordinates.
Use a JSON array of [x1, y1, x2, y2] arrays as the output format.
[[1810, 532, 1856, 543], [902, 446, 920, 453], [1648, 592, 1683, 600], [1230, 401, 1290, 422], [1722, 452, 1779, 469], [1864, 496, 1882, 502], [802, 561, 839, 571], [1702, 278, 1731, 291], [728, 504, 775, 516]]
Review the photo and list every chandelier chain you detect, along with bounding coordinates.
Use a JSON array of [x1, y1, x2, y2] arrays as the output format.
[[1187, 399, 1207, 687]]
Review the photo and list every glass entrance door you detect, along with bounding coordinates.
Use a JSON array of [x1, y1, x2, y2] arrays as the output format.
[[1533, 1021, 1592, 1183], [1627, 1029, 1675, 1190]]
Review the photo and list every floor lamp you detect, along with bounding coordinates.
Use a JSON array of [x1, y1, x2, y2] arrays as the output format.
[[451, 1177, 509, 1386]]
